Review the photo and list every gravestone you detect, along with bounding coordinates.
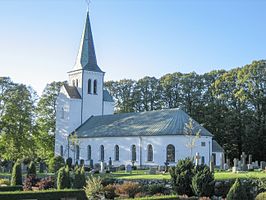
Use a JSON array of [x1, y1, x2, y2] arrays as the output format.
[[210, 155, 214, 172], [248, 154, 252, 165], [100, 161, 104, 173], [241, 152, 247, 171], [149, 167, 157, 175], [220, 154, 225, 170], [260, 161, 266, 170], [232, 158, 239, 173], [254, 161, 259, 169], [195, 152, 201, 166], [125, 164, 132, 173], [224, 163, 229, 170], [247, 164, 253, 170], [89, 159, 94, 169]]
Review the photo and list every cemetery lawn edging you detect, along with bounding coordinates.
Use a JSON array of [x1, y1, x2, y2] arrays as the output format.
[[0, 189, 87, 200]]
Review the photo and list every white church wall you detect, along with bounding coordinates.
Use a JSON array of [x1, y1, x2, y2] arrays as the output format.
[[74, 135, 212, 167], [103, 101, 114, 115], [212, 152, 223, 167], [55, 87, 82, 159]]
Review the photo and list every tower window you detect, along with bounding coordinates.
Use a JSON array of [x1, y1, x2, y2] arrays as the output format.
[[100, 145, 104, 161], [76, 79, 78, 87], [114, 145, 119, 161], [87, 145, 91, 160], [76, 145, 80, 160], [60, 145, 64, 157], [131, 145, 136, 162], [93, 80, 97, 94], [88, 79, 92, 94]]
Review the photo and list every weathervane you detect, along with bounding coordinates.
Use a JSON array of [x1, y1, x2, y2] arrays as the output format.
[[85, 0, 91, 11]]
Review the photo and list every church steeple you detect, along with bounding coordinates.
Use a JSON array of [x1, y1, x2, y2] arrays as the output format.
[[73, 12, 103, 72]]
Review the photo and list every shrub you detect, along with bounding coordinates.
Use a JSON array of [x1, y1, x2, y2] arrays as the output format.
[[147, 184, 166, 196], [48, 156, 65, 173], [191, 165, 214, 197], [258, 178, 266, 193], [169, 158, 194, 196], [0, 179, 10, 186], [73, 166, 86, 189], [36, 176, 55, 190], [11, 161, 22, 186], [101, 177, 116, 187], [226, 178, 248, 200], [84, 176, 103, 199], [132, 166, 137, 170], [66, 157, 72, 169], [23, 175, 40, 191], [103, 184, 117, 199], [27, 161, 36, 176], [116, 182, 140, 198], [256, 192, 266, 200], [57, 166, 71, 189]]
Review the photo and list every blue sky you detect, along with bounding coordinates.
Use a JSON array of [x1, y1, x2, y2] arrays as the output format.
[[0, 0, 265, 95]]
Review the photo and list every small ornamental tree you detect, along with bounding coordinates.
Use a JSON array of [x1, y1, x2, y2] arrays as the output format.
[[27, 161, 36, 176], [191, 165, 214, 197], [48, 156, 65, 173], [73, 166, 86, 189], [169, 158, 195, 196], [226, 178, 248, 200], [11, 161, 22, 186], [57, 166, 71, 189]]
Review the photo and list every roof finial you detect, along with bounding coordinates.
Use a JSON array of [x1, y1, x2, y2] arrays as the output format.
[[85, 0, 91, 12]]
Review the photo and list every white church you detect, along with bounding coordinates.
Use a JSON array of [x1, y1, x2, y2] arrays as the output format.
[[55, 12, 224, 168]]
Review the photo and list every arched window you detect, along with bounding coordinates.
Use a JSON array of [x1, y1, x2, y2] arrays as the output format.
[[114, 145, 119, 161], [88, 79, 92, 94], [100, 145, 104, 161], [76, 79, 78, 87], [166, 144, 175, 162], [147, 144, 153, 162], [93, 80, 97, 94], [87, 145, 91, 160], [72, 80, 75, 86], [60, 145, 63, 157], [76, 145, 80, 160], [131, 145, 136, 161], [61, 107, 64, 119]]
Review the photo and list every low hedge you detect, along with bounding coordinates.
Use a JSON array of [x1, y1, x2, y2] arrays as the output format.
[[0, 185, 23, 192], [256, 192, 266, 200], [0, 189, 87, 200]]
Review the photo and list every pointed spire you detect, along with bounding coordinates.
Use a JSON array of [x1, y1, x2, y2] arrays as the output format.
[[73, 11, 103, 72]]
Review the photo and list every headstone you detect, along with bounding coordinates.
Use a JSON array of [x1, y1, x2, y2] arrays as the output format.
[[108, 157, 112, 169], [247, 164, 253, 170], [149, 167, 157, 175], [100, 161, 104, 173], [248, 154, 252, 164], [254, 161, 259, 169], [125, 164, 132, 173], [220, 154, 225, 170], [232, 158, 239, 173], [195, 152, 201, 166], [210, 155, 215, 172], [89, 159, 93, 169], [224, 163, 229, 170], [241, 152, 247, 171], [260, 161, 266, 170]]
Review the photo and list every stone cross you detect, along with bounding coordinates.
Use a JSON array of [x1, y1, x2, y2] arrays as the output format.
[[195, 152, 201, 166], [241, 152, 247, 171], [232, 158, 238, 173], [100, 161, 104, 173], [233, 158, 238, 167], [220, 154, 225, 170], [248, 154, 252, 165]]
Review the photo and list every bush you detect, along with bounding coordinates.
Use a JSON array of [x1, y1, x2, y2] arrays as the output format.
[[256, 192, 266, 200], [36, 176, 55, 190], [57, 166, 71, 189], [66, 157, 72, 169], [23, 175, 40, 191], [0, 186, 23, 192], [11, 161, 22, 186], [73, 166, 86, 189], [258, 178, 266, 193], [226, 178, 248, 200], [27, 161, 36, 176], [101, 177, 116, 187], [48, 156, 65, 173], [103, 184, 117, 199], [191, 165, 214, 197], [146, 184, 167, 196], [116, 182, 140, 198], [0, 179, 10, 186], [0, 189, 87, 200], [169, 158, 194, 196], [84, 176, 103, 199]]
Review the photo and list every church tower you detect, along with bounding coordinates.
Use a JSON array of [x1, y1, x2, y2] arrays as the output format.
[[68, 11, 105, 123]]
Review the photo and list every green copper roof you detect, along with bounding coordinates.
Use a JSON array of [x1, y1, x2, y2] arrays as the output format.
[[74, 108, 213, 138]]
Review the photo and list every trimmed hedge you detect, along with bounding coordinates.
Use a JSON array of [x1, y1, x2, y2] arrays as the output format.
[[256, 192, 266, 200], [0, 186, 23, 192], [0, 189, 87, 200]]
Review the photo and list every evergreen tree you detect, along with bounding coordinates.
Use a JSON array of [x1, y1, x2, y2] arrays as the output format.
[[27, 161, 36, 176], [11, 161, 22, 186], [226, 178, 248, 200]]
